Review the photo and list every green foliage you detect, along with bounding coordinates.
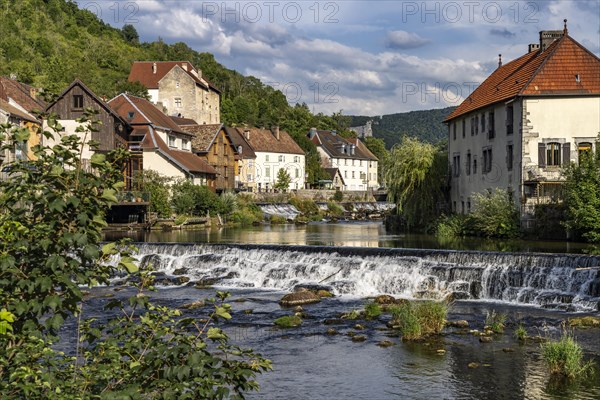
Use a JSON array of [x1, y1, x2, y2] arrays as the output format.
[[534, 203, 568, 239], [485, 310, 507, 334], [515, 324, 528, 341], [341, 309, 361, 320], [270, 215, 287, 224], [137, 170, 171, 218], [121, 24, 139, 44], [0, 115, 271, 398], [333, 189, 344, 202], [564, 141, 600, 243], [389, 301, 448, 340], [385, 137, 449, 229], [541, 333, 594, 379], [364, 137, 388, 183], [363, 303, 382, 319], [326, 202, 344, 217], [171, 179, 222, 216], [274, 168, 292, 192], [435, 214, 473, 238], [350, 107, 456, 148], [220, 191, 239, 215], [471, 189, 520, 238], [274, 315, 302, 328], [289, 196, 320, 218]]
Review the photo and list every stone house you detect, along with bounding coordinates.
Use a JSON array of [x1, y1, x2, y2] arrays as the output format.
[[108, 94, 217, 189], [225, 126, 257, 192], [128, 61, 221, 125], [444, 23, 600, 227], [308, 128, 379, 191]]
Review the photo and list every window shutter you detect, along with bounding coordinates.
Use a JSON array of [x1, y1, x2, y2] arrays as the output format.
[[538, 143, 546, 167], [562, 142, 571, 166]]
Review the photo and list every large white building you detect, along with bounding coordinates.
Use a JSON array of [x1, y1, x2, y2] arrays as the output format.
[[445, 24, 600, 227], [308, 128, 379, 191]]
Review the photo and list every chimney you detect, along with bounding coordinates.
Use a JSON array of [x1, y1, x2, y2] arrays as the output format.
[[244, 129, 250, 140], [539, 29, 564, 51], [272, 126, 280, 140], [497, 54, 502, 68], [528, 43, 540, 53], [152, 62, 157, 74], [331, 130, 337, 136], [308, 127, 317, 139]]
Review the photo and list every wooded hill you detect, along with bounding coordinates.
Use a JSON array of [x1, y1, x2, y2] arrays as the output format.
[[350, 107, 455, 148]]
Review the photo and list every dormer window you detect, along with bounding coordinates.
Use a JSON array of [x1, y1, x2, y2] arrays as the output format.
[[182, 139, 189, 151], [168, 135, 176, 148], [128, 111, 135, 119], [73, 95, 83, 109]]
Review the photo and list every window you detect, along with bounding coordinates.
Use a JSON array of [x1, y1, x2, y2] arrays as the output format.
[[482, 148, 493, 173], [475, 115, 479, 135], [470, 117, 475, 136], [467, 199, 471, 213], [265, 155, 269, 162], [279, 155, 284, 162], [294, 156, 299, 163], [466, 152, 471, 175], [453, 123, 456, 141], [473, 158, 477, 174], [295, 168, 299, 178], [578, 142, 592, 164], [461, 201, 465, 214], [176, 81, 180, 88], [168, 135, 176, 148], [247, 174, 253, 182], [175, 98, 182, 108], [462, 120, 466, 138], [453, 154, 461, 177], [546, 142, 561, 166], [72, 95, 83, 109], [265, 166, 271, 178], [488, 111, 495, 139], [506, 144, 513, 171], [481, 113, 485, 133], [506, 104, 514, 135], [352, 159, 355, 166], [344, 171, 348, 178], [182, 139, 189, 151]]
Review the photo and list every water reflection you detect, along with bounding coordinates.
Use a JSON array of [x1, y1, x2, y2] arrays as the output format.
[[104, 222, 594, 254]]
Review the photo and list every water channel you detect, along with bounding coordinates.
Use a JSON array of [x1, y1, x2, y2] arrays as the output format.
[[97, 222, 600, 399]]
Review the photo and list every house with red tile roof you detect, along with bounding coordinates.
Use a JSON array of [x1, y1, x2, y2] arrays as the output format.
[[444, 22, 600, 227], [230, 127, 305, 192], [109, 93, 217, 189], [308, 128, 378, 191], [128, 61, 220, 125]]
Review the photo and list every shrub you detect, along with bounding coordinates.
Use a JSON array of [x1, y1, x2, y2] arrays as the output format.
[[220, 191, 239, 215], [229, 205, 263, 226], [333, 189, 343, 202], [542, 333, 594, 379], [270, 215, 287, 224], [470, 188, 520, 238], [389, 301, 448, 340], [137, 170, 171, 217], [435, 214, 472, 238], [326, 202, 345, 217], [289, 196, 320, 218], [171, 180, 222, 216], [364, 303, 382, 319], [485, 310, 507, 333]]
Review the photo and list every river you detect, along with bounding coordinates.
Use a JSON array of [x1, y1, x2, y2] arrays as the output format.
[[95, 222, 600, 399]]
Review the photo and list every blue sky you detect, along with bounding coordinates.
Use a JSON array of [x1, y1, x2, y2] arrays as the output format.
[[77, 0, 600, 116]]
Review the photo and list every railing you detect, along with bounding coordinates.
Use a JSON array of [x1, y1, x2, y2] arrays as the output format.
[[116, 191, 150, 203]]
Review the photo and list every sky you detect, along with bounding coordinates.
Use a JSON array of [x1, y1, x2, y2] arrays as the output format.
[[77, 0, 600, 116]]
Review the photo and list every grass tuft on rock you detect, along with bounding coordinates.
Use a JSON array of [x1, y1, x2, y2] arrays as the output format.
[[389, 301, 448, 341], [541, 333, 595, 379], [274, 315, 303, 328]]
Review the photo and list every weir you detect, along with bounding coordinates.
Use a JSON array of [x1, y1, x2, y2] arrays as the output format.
[[134, 243, 600, 312]]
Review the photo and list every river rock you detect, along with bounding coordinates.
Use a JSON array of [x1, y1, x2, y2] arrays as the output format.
[[374, 294, 396, 304], [377, 340, 395, 348], [180, 300, 205, 310], [172, 267, 188, 275], [468, 362, 480, 369], [326, 328, 338, 335], [479, 336, 493, 343], [351, 335, 367, 342], [447, 320, 469, 328], [279, 289, 321, 306], [353, 324, 365, 330], [323, 318, 344, 325]]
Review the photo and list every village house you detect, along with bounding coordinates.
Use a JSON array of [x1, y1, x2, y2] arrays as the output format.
[[108, 93, 217, 189], [0, 76, 46, 166], [179, 122, 238, 192], [225, 126, 257, 192], [128, 61, 221, 125], [308, 128, 379, 191], [445, 22, 600, 228], [230, 127, 305, 192], [45, 79, 129, 171], [324, 167, 345, 190]]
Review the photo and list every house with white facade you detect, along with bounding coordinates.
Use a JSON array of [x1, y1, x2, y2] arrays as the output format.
[[230, 127, 305, 192], [308, 128, 379, 191], [226, 126, 257, 192], [108, 94, 217, 188], [128, 61, 221, 125], [445, 22, 600, 227]]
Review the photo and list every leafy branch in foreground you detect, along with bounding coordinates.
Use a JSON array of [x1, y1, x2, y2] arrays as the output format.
[[0, 113, 270, 398]]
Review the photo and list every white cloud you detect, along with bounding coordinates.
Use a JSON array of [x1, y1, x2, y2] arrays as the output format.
[[386, 30, 430, 49]]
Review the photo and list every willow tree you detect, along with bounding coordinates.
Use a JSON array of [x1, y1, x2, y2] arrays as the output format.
[[384, 136, 449, 229]]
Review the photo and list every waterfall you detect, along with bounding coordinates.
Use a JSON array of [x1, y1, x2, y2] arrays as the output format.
[[257, 203, 300, 219], [132, 243, 600, 312]]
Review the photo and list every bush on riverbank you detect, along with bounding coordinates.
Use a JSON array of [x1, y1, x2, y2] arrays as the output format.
[[289, 196, 322, 220], [389, 301, 448, 340], [542, 333, 594, 379]]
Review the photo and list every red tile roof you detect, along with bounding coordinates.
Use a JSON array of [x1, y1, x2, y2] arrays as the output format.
[[445, 34, 600, 121], [170, 115, 198, 126], [109, 94, 190, 136], [128, 61, 221, 93], [0, 76, 47, 113], [237, 127, 304, 155]]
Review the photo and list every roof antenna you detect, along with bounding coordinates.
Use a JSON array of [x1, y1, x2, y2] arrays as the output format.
[[498, 54, 502, 68], [563, 19, 568, 35]]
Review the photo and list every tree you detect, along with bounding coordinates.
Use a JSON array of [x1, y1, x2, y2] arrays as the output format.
[[0, 113, 270, 398], [171, 179, 223, 216], [274, 168, 292, 191], [137, 170, 171, 217], [384, 136, 448, 229], [121, 24, 139, 44], [364, 137, 389, 185], [564, 140, 600, 242], [470, 188, 520, 238], [114, 80, 150, 100]]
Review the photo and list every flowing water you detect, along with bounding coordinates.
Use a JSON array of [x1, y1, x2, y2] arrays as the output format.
[[97, 223, 600, 399]]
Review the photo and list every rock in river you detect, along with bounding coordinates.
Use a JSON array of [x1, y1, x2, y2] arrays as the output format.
[[279, 289, 321, 306]]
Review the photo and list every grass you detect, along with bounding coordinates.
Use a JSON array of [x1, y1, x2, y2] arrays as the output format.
[[274, 315, 302, 328], [515, 324, 528, 341], [485, 310, 507, 333], [389, 301, 448, 341], [363, 303, 382, 319], [541, 333, 595, 379]]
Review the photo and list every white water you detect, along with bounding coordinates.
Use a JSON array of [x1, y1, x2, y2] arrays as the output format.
[[258, 204, 300, 220], [134, 243, 600, 312], [258, 202, 396, 219]]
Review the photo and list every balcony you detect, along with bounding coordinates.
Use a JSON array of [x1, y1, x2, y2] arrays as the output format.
[[115, 190, 151, 205]]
